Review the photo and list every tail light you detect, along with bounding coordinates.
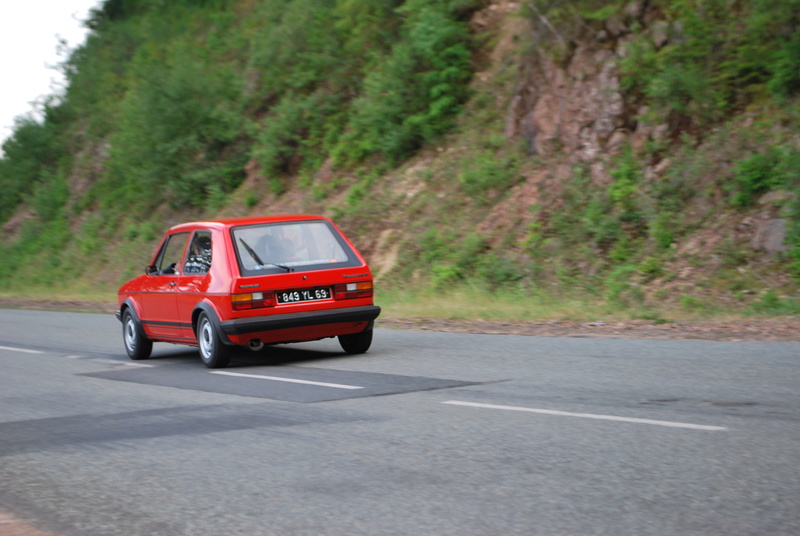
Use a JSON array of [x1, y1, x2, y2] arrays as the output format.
[[232, 291, 276, 310], [334, 281, 373, 300]]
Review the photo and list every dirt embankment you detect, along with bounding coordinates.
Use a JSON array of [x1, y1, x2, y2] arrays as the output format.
[[378, 317, 800, 342]]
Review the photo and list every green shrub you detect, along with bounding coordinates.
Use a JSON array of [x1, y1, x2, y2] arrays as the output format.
[[730, 146, 800, 207], [30, 170, 69, 223], [767, 36, 800, 99], [608, 233, 636, 264], [730, 150, 782, 207], [609, 145, 642, 219], [620, 0, 800, 130], [748, 290, 800, 315], [94, 2, 249, 211], [473, 252, 525, 289], [679, 294, 707, 312], [333, 0, 476, 164], [787, 191, 800, 278], [0, 116, 63, 223], [650, 212, 676, 251], [605, 265, 642, 305], [431, 263, 463, 288], [244, 192, 259, 209], [252, 93, 342, 180], [638, 256, 666, 281], [459, 151, 521, 202]]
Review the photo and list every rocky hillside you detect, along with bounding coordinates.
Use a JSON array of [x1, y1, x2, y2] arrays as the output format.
[[1, 0, 798, 316], [340, 0, 800, 314]]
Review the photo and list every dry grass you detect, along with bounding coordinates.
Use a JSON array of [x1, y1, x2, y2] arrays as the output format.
[[381, 286, 673, 323]]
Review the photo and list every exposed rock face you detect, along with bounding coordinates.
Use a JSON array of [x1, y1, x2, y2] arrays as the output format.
[[751, 219, 789, 257], [505, 33, 629, 182], [488, 9, 637, 245], [489, 3, 793, 260], [506, 44, 627, 172]]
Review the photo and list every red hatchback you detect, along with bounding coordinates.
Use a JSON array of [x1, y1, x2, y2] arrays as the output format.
[[116, 215, 380, 368]]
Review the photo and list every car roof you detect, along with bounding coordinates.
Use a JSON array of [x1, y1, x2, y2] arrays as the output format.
[[167, 215, 331, 233]]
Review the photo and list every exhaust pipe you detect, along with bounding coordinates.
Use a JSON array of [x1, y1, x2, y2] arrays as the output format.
[[248, 339, 264, 352]]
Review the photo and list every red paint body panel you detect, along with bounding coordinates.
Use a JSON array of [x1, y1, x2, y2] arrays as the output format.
[[117, 216, 380, 353]]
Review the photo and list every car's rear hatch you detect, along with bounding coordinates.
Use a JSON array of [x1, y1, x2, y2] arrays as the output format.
[[226, 218, 376, 317]]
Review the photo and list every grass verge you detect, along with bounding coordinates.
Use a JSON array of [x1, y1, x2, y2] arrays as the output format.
[[2, 283, 798, 323]]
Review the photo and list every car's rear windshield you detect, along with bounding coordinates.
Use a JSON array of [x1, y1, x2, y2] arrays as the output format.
[[231, 220, 362, 276]]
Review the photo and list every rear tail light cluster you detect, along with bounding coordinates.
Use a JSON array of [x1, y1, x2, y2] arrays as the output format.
[[334, 281, 373, 300], [232, 291, 276, 310]]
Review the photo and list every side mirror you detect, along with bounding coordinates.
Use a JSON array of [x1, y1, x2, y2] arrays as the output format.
[[145, 264, 158, 275]]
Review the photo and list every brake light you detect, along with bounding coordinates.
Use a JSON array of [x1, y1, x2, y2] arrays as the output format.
[[334, 281, 373, 300], [232, 291, 276, 310]]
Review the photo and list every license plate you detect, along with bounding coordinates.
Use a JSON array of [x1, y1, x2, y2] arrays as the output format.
[[277, 287, 331, 304]]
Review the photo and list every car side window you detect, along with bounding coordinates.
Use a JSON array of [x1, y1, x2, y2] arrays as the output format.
[[184, 231, 212, 275], [153, 232, 190, 275]]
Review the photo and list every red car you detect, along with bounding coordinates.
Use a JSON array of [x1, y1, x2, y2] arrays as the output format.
[[116, 215, 380, 368]]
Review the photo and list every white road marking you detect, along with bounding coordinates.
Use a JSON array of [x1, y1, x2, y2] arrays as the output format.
[[443, 401, 727, 431], [0, 345, 42, 354], [93, 358, 154, 368], [210, 370, 364, 390]]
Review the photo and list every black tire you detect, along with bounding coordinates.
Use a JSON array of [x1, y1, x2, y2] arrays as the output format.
[[338, 328, 373, 354], [122, 309, 152, 360], [197, 313, 232, 368]]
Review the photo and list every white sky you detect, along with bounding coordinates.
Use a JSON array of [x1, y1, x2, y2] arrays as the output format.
[[0, 1, 103, 148]]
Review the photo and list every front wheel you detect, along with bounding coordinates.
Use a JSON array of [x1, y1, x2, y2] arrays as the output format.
[[122, 309, 152, 360], [338, 328, 373, 354], [197, 313, 232, 368]]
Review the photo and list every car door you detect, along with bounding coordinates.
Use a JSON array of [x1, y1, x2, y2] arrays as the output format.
[[175, 230, 214, 340], [140, 231, 190, 339]]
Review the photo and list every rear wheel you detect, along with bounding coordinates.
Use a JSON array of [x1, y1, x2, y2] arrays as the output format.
[[338, 328, 373, 354], [197, 313, 232, 368], [122, 309, 152, 360]]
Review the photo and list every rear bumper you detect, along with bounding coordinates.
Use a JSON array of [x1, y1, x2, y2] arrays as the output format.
[[219, 305, 381, 336]]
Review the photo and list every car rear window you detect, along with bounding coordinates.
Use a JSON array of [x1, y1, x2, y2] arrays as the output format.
[[231, 220, 362, 276]]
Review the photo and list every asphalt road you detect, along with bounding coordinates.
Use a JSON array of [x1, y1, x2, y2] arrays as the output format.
[[0, 309, 798, 536]]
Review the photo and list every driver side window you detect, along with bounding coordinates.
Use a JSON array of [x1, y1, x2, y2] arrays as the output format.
[[184, 231, 212, 275], [153, 232, 190, 275]]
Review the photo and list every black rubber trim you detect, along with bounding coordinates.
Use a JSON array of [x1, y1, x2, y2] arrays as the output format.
[[142, 320, 192, 329], [220, 305, 381, 335], [116, 302, 191, 331], [116, 299, 140, 323]]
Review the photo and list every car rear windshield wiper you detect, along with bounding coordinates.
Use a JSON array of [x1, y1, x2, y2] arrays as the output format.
[[238, 238, 291, 272], [259, 262, 292, 272]]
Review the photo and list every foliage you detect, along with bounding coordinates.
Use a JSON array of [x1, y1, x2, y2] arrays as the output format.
[[0, 114, 64, 223], [748, 290, 800, 316], [729, 145, 800, 207], [548, 165, 612, 250], [0, 0, 479, 222], [251, 93, 344, 186], [2, 0, 800, 315], [604, 265, 643, 305], [459, 149, 522, 203], [788, 188, 800, 278], [619, 0, 800, 130], [105, 5, 247, 209], [609, 145, 642, 220], [544, 149, 648, 262], [333, 0, 476, 164]]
